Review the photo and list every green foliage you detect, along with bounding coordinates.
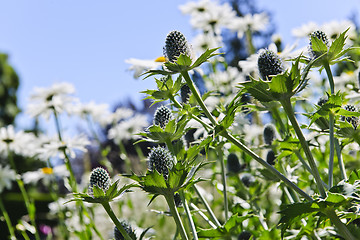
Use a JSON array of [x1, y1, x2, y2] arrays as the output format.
[[0, 53, 20, 126]]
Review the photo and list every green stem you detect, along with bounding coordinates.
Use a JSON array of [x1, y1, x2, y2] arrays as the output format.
[[324, 209, 355, 240], [179, 191, 198, 240], [164, 194, 189, 240], [0, 197, 16, 240], [7, 148, 40, 240], [169, 93, 212, 131], [190, 203, 217, 229], [101, 202, 133, 240], [328, 113, 335, 188], [280, 98, 326, 198], [222, 131, 313, 201], [295, 151, 329, 190], [245, 28, 256, 55], [193, 185, 221, 227], [216, 144, 229, 221], [181, 70, 311, 201], [324, 62, 336, 188], [335, 139, 347, 181], [181, 71, 217, 126]]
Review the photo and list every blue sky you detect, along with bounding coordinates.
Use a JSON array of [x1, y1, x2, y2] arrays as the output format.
[[0, 0, 359, 130]]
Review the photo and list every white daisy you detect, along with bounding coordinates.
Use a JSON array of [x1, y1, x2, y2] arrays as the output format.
[[125, 58, 163, 79], [108, 114, 148, 142], [22, 165, 69, 185], [38, 135, 90, 160], [0, 165, 16, 193], [27, 82, 77, 119]]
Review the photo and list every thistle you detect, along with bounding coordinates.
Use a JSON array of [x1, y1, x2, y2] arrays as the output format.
[[147, 146, 175, 178], [263, 123, 277, 145], [88, 167, 111, 194], [266, 150, 276, 165], [317, 95, 328, 106], [241, 173, 255, 188], [114, 221, 137, 240], [309, 30, 329, 59], [257, 49, 284, 80], [163, 30, 191, 63], [227, 153, 242, 174], [341, 104, 359, 129], [180, 84, 191, 103], [154, 105, 173, 129]]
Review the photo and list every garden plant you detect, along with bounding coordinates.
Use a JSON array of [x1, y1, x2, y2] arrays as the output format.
[[1, 0, 360, 239]]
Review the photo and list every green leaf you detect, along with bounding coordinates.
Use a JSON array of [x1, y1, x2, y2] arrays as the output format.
[[92, 185, 105, 198], [241, 78, 274, 102], [177, 54, 192, 67], [310, 35, 328, 55], [328, 28, 348, 60], [191, 47, 221, 69]]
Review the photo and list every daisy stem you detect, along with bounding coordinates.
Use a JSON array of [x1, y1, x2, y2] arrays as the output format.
[[193, 184, 221, 227], [7, 147, 40, 240], [179, 190, 198, 240], [52, 109, 104, 240], [280, 98, 326, 198], [245, 28, 256, 55], [101, 202, 133, 240], [0, 196, 16, 240], [164, 193, 189, 240]]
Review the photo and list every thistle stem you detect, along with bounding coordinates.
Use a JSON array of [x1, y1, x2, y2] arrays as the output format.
[[190, 203, 217, 229], [335, 139, 347, 181], [181, 71, 217, 126], [328, 113, 335, 188], [222, 131, 313, 201], [280, 98, 326, 198], [193, 185, 221, 227], [324, 208, 356, 240], [164, 194, 189, 240], [101, 202, 133, 240], [182, 71, 312, 201], [216, 144, 229, 221], [179, 191, 198, 240]]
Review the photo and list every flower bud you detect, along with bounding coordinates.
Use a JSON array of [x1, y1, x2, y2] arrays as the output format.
[[263, 123, 277, 145], [154, 106, 173, 129], [89, 167, 110, 194], [114, 221, 137, 240], [148, 146, 175, 178], [163, 30, 191, 63], [227, 153, 242, 174], [257, 49, 284, 80], [241, 173, 255, 188], [266, 150, 276, 165], [341, 104, 359, 130], [181, 84, 191, 103], [238, 230, 252, 240], [174, 192, 182, 207]]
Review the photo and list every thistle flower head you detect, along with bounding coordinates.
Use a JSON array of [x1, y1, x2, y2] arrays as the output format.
[[154, 106, 173, 129], [89, 167, 111, 194], [317, 95, 328, 106], [263, 123, 277, 145], [309, 30, 329, 58], [266, 150, 276, 165], [163, 30, 191, 63], [114, 221, 137, 240], [148, 146, 175, 178], [180, 84, 191, 103], [341, 104, 359, 129], [257, 49, 284, 80], [241, 173, 255, 188], [227, 153, 242, 173]]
